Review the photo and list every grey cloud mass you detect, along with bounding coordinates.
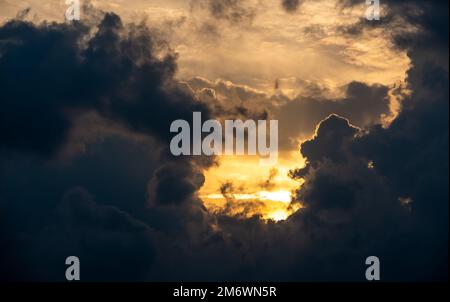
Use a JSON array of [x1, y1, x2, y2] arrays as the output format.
[[0, 1, 448, 281]]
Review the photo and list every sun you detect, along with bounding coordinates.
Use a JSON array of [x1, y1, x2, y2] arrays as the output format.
[[258, 190, 292, 203], [266, 209, 290, 222]]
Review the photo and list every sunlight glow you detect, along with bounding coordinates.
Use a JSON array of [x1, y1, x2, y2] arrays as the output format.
[[267, 210, 290, 222], [202, 190, 292, 204], [259, 191, 292, 203], [199, 154, 303, 222]]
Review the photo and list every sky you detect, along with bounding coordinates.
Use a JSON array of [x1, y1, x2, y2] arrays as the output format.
[[0, 0, 448, 281]]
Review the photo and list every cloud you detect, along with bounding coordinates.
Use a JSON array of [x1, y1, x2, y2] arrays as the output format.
[[301, 114, 360, 164], [54, 187, 156, 281], [260, 168, 279, 191], [208, 0, 256, 24], [281, 0, 303, 13], [1, 185, 156, 281], [190, 0, 256, 26], [0, 11, 211, 157], [188, 77, 272, 120], [187, 77, 391, 152], [148, 161, 206, 205], [274, 81, 390, 150], [0, 7, 218, 280], [338, 0, 449, 53], [285, 0, 449, 279], [0, 0, 448, 282]]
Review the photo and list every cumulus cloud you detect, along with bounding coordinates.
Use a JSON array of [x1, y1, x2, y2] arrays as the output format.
[[301, 115, 359, 162], [0, 11, 210, 157], [148, 161, 206, 206], [274, 81, 390, 150], [0, 7, 218, 280], [285, 0, 449, 280]]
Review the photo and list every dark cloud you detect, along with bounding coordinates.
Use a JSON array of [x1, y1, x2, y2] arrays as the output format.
[[339, 0, 449, 226], [0, 8, 217, 281], [1, 184, 157, 281], [286, 106, 446, 281], [301, 114, 359, 164], [15, 7, 31, 20], [209, 0, 256, 24], [0, 0, 448, 282], [274, 81, 390, 150], [338, 0, 449, 53], [191, 0, 307, 26], [281, 0, 303, 13], [148, 161, 206, 206], [51, 187, 155, 281], [0, 11, 210, 157], [260, 168, 279, 191], [285, 0, 449, 280], [190, 0, 256, 26]]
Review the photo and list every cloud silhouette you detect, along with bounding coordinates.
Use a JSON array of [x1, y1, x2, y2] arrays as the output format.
[[0, 1, 448, 281]]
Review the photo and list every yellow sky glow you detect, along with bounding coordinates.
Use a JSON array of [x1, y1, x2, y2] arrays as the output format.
[[199, 153, 304, 221]]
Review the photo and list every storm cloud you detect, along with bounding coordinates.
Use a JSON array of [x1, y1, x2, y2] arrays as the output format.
[[0, 11, 210, 157], [0, 8, 217, 281], [0, 0, 448, 282]]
